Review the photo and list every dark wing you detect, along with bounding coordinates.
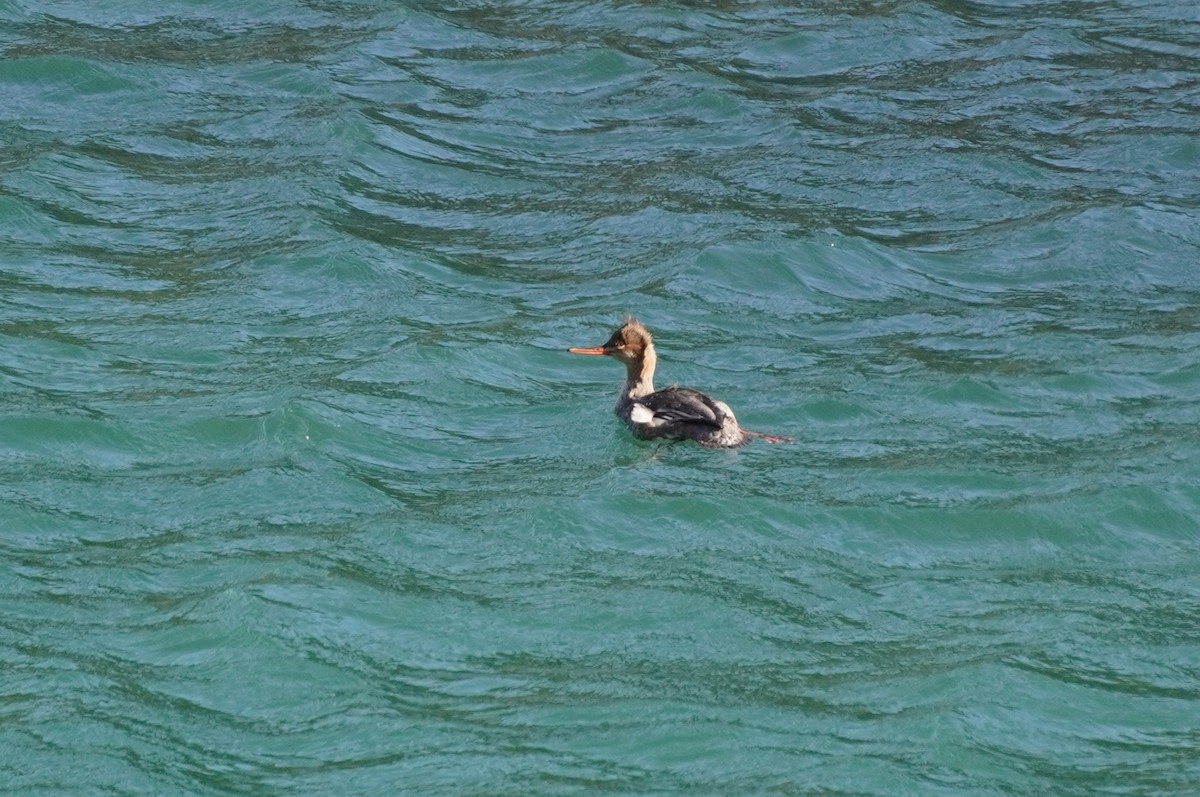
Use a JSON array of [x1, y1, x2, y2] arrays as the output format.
[[635, 386, 726, 429]]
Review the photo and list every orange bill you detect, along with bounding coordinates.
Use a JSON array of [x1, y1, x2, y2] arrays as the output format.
[[568, 346, 609, 356]]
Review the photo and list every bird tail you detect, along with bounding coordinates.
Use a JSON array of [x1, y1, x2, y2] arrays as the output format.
[[742, 429, 794, 444]]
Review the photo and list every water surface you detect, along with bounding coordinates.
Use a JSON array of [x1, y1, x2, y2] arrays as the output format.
[[3, 1, 1199, 794]]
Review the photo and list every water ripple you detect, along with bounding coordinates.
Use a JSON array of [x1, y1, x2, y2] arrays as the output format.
[[3, 0, 1200, 794]]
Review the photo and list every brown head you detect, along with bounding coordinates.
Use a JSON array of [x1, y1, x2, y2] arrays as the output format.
[[568, 317, 656, 368]]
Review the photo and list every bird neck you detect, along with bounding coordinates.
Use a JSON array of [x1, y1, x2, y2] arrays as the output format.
[[621, 346, 656, 403]]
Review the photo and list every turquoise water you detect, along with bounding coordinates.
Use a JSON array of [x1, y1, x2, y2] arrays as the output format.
[[3, 1, 1200, 794]]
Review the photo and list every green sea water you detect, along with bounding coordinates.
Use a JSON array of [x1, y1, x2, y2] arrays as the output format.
[[3, 1, 1200, 794]]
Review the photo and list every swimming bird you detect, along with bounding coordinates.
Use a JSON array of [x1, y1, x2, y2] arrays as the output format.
[[568, 318, 793, 448]]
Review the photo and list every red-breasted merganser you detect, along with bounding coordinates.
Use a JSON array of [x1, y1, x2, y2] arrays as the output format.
[[569, 318, 793, 448]]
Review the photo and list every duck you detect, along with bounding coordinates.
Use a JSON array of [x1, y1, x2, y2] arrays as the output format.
[[569, 317, 792, 448]]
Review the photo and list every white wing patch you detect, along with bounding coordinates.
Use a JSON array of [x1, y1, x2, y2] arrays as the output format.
[[714, 401, 737, 426], [629, 403, 663, 427]]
